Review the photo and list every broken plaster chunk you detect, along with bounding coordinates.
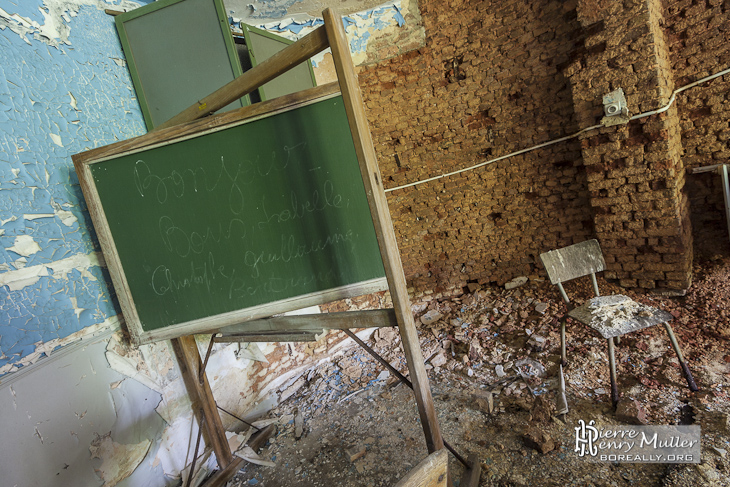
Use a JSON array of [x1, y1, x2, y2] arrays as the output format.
[[420, 310, 443, 325], [522, 426, 557, 454], [614, 398, 648, 425], [346, 444, 367, 462], [712, 447, 727, 458], [294, 411, 304, 439], [505, 276, 528, 290], [430, 351, 448, 368], [495, 364, 506, 377], [89, 433, 151, 487]]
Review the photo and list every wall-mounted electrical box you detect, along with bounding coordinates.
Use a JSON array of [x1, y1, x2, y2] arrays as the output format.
[[601, 88, 630, 126]]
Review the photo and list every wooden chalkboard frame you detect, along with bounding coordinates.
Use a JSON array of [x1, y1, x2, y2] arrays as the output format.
[[74, 83, 387, 345], [74, 10, 448, 480]]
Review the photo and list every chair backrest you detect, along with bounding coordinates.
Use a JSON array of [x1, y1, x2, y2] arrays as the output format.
[[539, 239, 605, 285]]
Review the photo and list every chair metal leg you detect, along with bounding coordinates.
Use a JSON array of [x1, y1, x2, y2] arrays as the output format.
[[663, 323, 699, 392], [607, 337, 619, 407], [560, 318, 567, 367]]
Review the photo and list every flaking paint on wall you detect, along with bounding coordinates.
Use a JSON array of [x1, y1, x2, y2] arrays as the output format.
[[230, 0, 421, 66], [0, 0, 148, 373]]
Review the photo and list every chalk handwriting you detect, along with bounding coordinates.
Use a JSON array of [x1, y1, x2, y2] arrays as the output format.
[[158, 215, 249, 258], [132, 157, 245, 214], [243, 230, 355, 278], [151, 252, 231, 296], [253, 142, 307, 177], [150, 254, 344, 300], [258, 180, 343, 228], [228, 269, 338, 299]]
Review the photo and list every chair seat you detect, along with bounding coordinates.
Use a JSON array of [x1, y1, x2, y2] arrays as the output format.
[[567, 294, 673, 339]]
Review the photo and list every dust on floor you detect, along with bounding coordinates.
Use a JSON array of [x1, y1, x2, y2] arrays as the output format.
[[225, 257, 730, 486]]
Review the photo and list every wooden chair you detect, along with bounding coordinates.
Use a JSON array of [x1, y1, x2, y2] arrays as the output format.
[[539, 239, 698, 407]]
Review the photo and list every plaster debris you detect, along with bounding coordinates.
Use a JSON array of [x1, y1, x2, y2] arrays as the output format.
[[420, 309, 443, 325], [227, 430, 255, 454], [235, 446, 276, 467], [89, 433, 151, 487], [155, 415, 201, 480], [505, 276, 528, 290], [236, 342, 269, 363]]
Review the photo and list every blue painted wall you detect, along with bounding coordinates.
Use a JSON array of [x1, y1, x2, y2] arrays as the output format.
[[0, 0, 152, 375]]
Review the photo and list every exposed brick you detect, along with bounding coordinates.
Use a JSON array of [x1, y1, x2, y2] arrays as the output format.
[[342, 0, 727, 298]]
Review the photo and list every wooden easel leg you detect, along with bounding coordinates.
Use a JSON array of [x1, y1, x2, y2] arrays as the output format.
[[460, 454, 482, 487], [201, 425, 276, 487], [171, 336, 233, 468], [322, 8, 445, 455]]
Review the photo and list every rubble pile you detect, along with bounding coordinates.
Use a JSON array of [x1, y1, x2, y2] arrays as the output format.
[[228, 258, 730, 487]]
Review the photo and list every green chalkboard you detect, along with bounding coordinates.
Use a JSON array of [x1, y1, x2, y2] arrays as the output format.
[[87, 94, 386, 342]]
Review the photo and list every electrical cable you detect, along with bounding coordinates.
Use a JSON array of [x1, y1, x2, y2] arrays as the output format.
[[384, 66, 730, 193]]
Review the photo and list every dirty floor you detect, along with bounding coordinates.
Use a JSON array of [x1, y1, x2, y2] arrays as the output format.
[[224, 256, 730, 486]]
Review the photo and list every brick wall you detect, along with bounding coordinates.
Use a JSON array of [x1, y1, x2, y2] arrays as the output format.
[[355, 0, 729, 296], [359, 0, 594, 297], [666, 0, 730, 258], [563, 0, 693, 290]]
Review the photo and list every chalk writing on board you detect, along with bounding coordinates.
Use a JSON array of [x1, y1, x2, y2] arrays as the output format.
[[151, 253, 229, 296], [151, 226, 357, 296], [133, 157, 246, 213], [243, 230, 355, 278], [151, 254, 352, 300], [259, 180, 344, 227], [158, 215, 249, 258]]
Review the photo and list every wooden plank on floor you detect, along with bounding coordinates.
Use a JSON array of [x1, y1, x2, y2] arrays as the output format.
[[460, 454, 482, 487], [394, 449, 448, 487], [202, 424, 276, 487]]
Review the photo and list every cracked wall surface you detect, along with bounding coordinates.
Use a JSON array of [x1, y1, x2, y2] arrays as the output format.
[[0, 0, 148, 374], [228, 0, 424, 67]]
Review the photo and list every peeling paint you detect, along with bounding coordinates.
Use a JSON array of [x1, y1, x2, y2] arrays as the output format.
[[155, 414, 203, 480], [0, 315, 119, 376], [229, 0, 418, 66], [0, 0, 142, 48], [6, 235, 42, 257], [90, 432, 152, 487], [0, 251, 104, 290], [0, 0, 147, 374]]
